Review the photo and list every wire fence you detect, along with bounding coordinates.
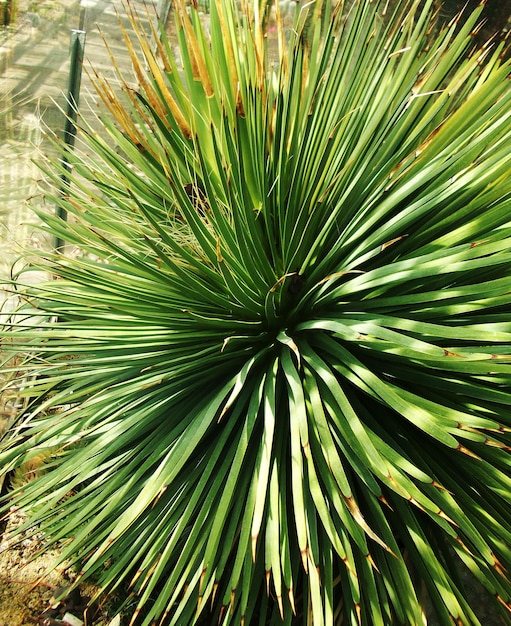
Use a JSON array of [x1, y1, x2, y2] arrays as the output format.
[[0, 0, 161, 313]]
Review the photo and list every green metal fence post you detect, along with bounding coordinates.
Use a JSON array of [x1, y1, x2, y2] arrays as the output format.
[[56, 27, 86, 252]]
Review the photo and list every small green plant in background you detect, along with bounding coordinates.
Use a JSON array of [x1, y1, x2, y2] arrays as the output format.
[[1, 0, 511, 624]]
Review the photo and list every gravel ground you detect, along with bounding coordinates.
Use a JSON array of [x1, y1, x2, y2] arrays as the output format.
[[0, 509, 120, 626]]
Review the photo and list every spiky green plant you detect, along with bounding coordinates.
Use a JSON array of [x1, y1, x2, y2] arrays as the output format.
[[1, 0, 511, 624]]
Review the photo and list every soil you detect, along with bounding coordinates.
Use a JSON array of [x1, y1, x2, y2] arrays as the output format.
[[0, 509, 120, 626]]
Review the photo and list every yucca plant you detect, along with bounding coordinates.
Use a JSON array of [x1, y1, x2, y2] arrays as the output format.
[[1, 0, 511, 624]]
